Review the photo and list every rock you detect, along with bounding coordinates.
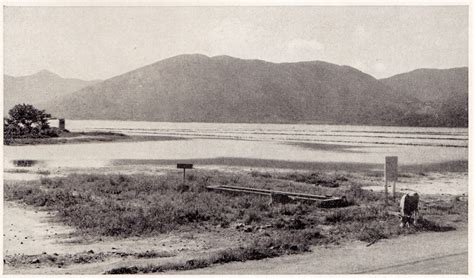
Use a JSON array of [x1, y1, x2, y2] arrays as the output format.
[[244, 226, 254, 233], [87, 250, 94, 254], [31, 258, 40, 264]]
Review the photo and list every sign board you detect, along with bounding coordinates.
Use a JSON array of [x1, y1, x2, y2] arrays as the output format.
[[177, 163, 193, 169], [385, 156, 398, 182]]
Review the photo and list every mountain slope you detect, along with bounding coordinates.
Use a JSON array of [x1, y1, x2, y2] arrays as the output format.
[[381, 67, 468, 127], [4, 70, 100, 113], [43, 54, 422, 126]]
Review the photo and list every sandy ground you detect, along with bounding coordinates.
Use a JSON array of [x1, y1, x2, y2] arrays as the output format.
[[361, 171, 468, 196], [2, 201, 244, 274]]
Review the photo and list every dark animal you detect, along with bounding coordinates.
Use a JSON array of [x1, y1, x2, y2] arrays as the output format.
[[399, 192, 419, 227]]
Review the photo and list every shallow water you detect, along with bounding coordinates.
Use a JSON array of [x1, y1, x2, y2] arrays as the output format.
[[5, 120, 468, 171], [62, 120, 468, 147]]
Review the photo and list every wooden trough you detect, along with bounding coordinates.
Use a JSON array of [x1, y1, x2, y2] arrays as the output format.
[[206, 185, 347, 208]]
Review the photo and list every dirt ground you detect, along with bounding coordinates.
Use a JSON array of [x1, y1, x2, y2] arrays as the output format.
[[3, 201, 246, 274], [3, 199, 467, 274]]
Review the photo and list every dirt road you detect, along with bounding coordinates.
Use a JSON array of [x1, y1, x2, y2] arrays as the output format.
[[181, 227, 468, 274]]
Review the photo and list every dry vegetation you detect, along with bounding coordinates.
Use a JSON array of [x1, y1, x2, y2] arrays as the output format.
[[4, 170, 467, 273]]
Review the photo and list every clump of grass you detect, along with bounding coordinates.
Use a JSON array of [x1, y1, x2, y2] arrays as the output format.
[[250, 171, 272, 178], [37, 169, 51, 175], [134, 250, 175, 259], [356, 221, 392, 242], [415, 218, 456, 232], [279, 172, 348, 188], [243, 210, 262, 225]]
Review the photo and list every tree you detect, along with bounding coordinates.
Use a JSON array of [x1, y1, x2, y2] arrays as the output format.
[[4, 104, 52, 137]]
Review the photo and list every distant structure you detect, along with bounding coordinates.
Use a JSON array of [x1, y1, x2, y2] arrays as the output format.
[[59, 118, 66, 130]]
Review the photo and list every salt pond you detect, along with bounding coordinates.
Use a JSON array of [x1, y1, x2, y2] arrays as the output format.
[[4, 120, 468, 171]]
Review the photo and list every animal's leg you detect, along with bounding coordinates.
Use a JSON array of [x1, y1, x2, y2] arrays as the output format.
[[399, 215, 407, 228]]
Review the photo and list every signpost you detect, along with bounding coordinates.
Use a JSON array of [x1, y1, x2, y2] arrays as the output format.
[[177, 163, 193, 183], [385, 156, 398, 203]]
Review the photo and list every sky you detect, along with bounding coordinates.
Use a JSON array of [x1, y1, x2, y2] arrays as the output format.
[[3, 6, 469, 80]]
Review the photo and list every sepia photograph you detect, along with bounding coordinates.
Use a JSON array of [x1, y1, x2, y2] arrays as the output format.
[[2, 3, 469, 275]]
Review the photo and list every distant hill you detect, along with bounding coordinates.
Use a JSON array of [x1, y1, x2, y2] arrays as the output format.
[[14, 55, 466, 127], [43, 54, 425, 126], [381, 67, 468, 127], [4, 70, 100, 114]]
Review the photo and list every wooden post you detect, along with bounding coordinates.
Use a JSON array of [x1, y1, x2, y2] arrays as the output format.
[[392, 180, 396, 199]]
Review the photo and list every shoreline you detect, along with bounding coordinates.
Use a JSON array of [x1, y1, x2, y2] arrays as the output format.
[[4, 132, 186, 146]]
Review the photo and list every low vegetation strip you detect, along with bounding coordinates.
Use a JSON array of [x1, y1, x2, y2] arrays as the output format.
[[4, 171, 467, 272], [4, 250, 175, 268], [106, 239, 308, 274], [4, 131, 184, 146]]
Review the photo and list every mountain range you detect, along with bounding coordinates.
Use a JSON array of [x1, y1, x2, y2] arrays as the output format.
[[4, 54, 468, 127], [4, 70, 100, 114]]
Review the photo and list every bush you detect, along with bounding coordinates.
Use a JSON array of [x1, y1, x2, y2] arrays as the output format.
[[4, 104, 52, 139]]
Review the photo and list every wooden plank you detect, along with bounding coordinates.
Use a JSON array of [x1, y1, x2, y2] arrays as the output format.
[[207, 185, 345, 202], [207, 185, 346, 207], [215, 184, 331, 200]]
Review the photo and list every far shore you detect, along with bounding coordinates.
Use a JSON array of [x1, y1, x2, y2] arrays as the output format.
[[4, 131, 186, 146]]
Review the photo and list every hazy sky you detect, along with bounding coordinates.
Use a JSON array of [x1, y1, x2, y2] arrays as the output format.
[[4, 6, 468, 80]]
